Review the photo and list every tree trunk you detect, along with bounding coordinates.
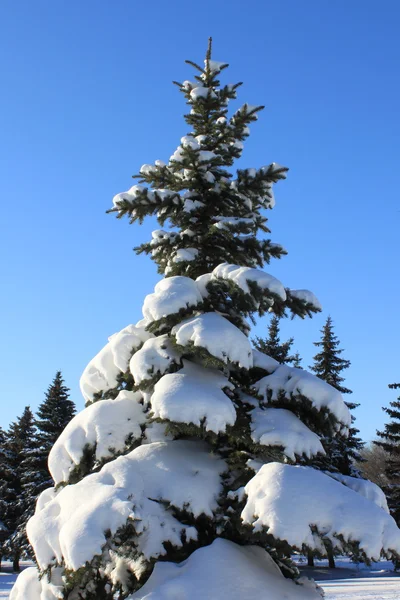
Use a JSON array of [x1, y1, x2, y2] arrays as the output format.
[[13, 553, 20, 572], [307, 550, 314, 567], [328, 549, 335, 569]]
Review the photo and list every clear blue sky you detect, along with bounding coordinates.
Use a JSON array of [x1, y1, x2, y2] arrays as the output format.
[[0, 1, 399, 442]]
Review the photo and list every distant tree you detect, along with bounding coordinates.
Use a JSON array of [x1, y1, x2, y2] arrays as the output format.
[[15, 372, 76, 556], [2, 407, 36, 571], [357, 443, 389, 489], [310, 316, 363, 476], [253, 315, 298, 364], [308, 316, 364, 568], [375, 383, 400, 529]]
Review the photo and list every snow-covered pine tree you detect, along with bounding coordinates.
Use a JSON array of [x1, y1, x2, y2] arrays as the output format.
[[15, 372, 76, 559], [254, 315, 297, 364], [375, 383, 400, 529], [310, 316, 364, 476], [3, 407, 36, 571], [10, 40, 400, 600]]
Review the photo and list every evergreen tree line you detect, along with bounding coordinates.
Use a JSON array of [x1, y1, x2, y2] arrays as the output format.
[[0, 371, 75, 571]]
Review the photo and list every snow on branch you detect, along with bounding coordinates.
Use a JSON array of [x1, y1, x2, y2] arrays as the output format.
[[49, 390, 146, 485], [254, 363, 351, 430], [142, 276, 203, 324], [80, 323, 153, 404], [130, 335, 181, 387], [172, 312, 253, 369], [250, 407, 325, 460], [28, 441, 226, 571], [236, 463, 400, 561], [150, 360, 236, 434]]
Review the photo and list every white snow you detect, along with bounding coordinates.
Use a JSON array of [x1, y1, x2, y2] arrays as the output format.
[[28, 441, 226, 571], [205, 59, 228, 73], [180, 135, 199, 150], [250, 407, 325, 460], [326, 472, 390, 513], [127, 538, 322, 600], [9, 569, 41, 600], [9, 566, 64, 600], [150, 359, 236, 433], [172, 248, 199, 262], [190, 87, 216, 101], [252, 349, 280, 372], [254, 364, 352, 429], [80, 323, 152, 403], [129, 335, 181, 386], [172, 312, 253, 369], [212, 263, 287, 301], [237, 463, 400, 560], [48, 390, 146, 485], [290, 289, 322, 311], [142, 277, 203, 323], [198, 150, 216, 163]]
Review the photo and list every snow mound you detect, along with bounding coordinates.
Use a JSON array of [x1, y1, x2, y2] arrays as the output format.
[[172, 312, 252, 369], [130, 335, 181, 385], [238, 463, 400, 560], [151, 360, 236, 433], [142, 277, 203, 323], [254, 364, 351, 429], [80, 323, 153, 403], [127, 538, 322, 600], [28, 441, 226, 570], [49, 390, 146, 485], [326, 472, 390, 513], [212, 263, 287, 301], [250, 407, 325, 460], [9, 568, 42, 600], [10, 566, 63, 600]]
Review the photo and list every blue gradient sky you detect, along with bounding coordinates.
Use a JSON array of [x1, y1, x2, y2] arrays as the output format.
[[0, 1, 399, 441]]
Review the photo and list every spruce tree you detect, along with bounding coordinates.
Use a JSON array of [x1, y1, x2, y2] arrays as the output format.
[[3, 407, 36, 571], [310, 316, 364, 475], [10, 41, 400, 600], [375, 383, 400, 528], [253, 315, 297, 364], [309, 316, 364, 568], [15, 372, 76, 558]]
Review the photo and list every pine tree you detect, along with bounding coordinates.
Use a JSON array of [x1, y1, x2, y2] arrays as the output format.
[[2, 407, 36, 571], [310, 316, 364, 474], [11, 41, 400, 600], [253, 315, 297, 364], [15, 372, 76, 558], [375, 383, 400, 528], [309, 316, 364, 568]]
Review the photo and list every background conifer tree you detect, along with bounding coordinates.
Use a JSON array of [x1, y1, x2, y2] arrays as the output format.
[[253, 315, 297, 364], [308, 316, 364, 568], [3, 407, 36, 571], [310, 316, 363, 474], [375, 383, 400, 529], [10, 41, 400, 600], [14, 372, 76, 559]]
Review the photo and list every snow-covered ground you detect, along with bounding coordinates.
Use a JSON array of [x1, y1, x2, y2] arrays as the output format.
[[322, 577, 400, 599], [1, 558, 399, 599]]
